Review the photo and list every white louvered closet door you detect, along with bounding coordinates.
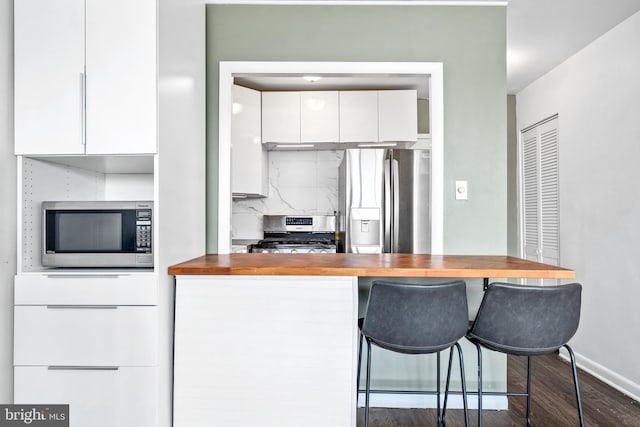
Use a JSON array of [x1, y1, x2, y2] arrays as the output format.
[[521, 116, 560, 281]]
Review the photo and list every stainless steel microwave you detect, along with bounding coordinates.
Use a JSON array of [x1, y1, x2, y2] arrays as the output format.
[[42, 201, 153, 268]]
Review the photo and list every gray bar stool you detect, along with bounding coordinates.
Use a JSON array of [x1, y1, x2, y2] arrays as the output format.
[[466, 282, 584, 427], [360, 280, 470, 427]]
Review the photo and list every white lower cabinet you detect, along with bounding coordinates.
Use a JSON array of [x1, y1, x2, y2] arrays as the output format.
[[14, 306, 157, 366], [14, 274, 158, 427], [14, 273, 157, 306], [14, 366, 157, 427]]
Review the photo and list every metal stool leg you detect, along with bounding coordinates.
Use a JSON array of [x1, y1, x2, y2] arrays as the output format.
[[456, 342, 470, 427], [564, 344, 585, 427], [364, 338, 372, 427], [357, 330, 363, 402], [437, 351, 441, 425], [442, 347, 455, 426], [442, 343, 470, 427], [475, 343, 483, 427], [526, 356, 532, 427]]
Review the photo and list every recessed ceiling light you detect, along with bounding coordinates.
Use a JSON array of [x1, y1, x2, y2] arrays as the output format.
[[302, 76, 322, 83], [232, 102, 243, 115]]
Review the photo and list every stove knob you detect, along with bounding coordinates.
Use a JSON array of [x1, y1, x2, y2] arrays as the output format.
[[273, 249, 280, 253], [291, 249, 298, 254], [308, 249, 316, 253], [261, 249, 269, 253], [320, 250, 328, 253]]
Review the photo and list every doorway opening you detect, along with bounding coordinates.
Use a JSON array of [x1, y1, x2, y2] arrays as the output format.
[[217, 61, 444, 254]]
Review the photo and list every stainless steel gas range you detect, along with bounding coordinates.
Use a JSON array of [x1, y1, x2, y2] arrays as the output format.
[[248, 215, 338, 254]]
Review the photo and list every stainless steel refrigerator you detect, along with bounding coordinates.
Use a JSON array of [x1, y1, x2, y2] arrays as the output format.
[[339, 148, 431, 254]]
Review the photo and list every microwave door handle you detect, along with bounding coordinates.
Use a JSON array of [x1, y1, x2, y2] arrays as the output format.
[[392, 158, 400, 253], [384, 160, 391, 252]]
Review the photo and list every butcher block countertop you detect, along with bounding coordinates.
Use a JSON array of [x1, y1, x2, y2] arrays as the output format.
[[168, 254, 576, 279]]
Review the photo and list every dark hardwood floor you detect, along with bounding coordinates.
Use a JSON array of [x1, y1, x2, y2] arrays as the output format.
[[357, 352, 640, 426]]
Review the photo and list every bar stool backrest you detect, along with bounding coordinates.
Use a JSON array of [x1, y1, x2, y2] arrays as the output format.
[[362, 280, 468, 354], [468, 282, 582, 356]]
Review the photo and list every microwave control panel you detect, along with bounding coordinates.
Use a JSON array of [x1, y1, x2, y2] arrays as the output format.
[[136, 209, 153, 252]]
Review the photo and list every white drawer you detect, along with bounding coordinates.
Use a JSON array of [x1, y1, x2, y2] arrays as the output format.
[[14, 305, 157, 366], [14, 273, 157, 305], [14, 366, 157, 427]]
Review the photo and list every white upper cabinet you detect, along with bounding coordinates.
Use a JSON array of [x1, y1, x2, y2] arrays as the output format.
[[262, 92, 300, 143], [14, 0, 85, 155], [378, 90, 418, 142], [300, 91, 339, 143], [14, 0, 157, 156], [232, 85, 268, 197], [260, 89, 417, 146], [339, 91, 379, 143], [85, 0, 157, 155]]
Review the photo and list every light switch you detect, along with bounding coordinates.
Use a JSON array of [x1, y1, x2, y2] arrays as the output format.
[[455, 180, 468, 200]]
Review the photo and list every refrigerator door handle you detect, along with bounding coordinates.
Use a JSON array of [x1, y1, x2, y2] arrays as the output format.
[[392, 158, 400, 253], [384, 159, 391, 252]]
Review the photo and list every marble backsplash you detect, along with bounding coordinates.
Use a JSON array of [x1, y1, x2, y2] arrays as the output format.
[[232, 150, 344, 240]]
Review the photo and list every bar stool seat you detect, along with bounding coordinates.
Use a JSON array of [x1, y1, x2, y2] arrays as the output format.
[[360, 280, 470, 427], [466, 282, 584, 427]]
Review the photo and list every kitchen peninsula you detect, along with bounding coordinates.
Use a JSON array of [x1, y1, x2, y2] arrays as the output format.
[[169, 254, 575, 427]]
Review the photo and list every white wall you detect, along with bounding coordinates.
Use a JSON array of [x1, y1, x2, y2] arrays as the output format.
[[157, 0, 206, 426], [516, 10, 640, 400], [0, 0, 15, 403]]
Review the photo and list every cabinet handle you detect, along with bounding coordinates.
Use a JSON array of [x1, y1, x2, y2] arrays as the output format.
[[48, 366, 119, 371], [46, 305, 118, 310], [81, 71, 86, 146], [46, 274, 127, 279]]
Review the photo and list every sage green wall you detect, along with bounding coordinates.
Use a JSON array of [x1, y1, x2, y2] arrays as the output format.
[[206, 4, 507, 255], [205, 4, 507, 395]]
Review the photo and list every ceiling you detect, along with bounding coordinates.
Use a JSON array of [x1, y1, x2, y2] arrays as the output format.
[[234, 75, 431, 98], [507, 0, 640, 93], [226, 0, 640, 95]]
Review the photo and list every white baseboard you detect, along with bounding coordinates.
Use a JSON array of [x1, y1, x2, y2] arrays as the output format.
[[357, 392, 508, 410], [559, 348, 640, 402]]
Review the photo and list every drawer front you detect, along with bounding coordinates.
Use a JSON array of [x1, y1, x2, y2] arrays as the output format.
[[15, 273, 157, 305], [14, 306, 157, 366], [14, 366, 157, 427]]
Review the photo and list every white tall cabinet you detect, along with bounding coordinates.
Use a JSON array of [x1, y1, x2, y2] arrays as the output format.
[[12, 1, 206, 427], [232, 85, 267, 197]]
